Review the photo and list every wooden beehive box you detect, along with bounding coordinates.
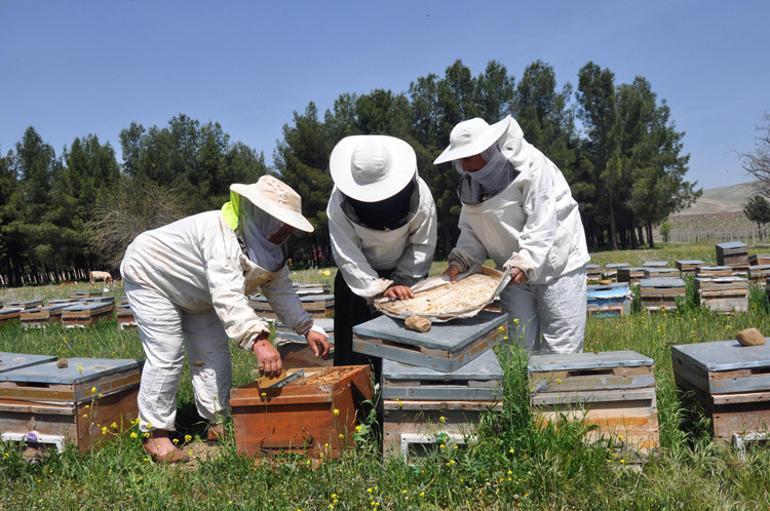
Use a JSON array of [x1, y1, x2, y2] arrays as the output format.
[[0, 357, 141, 452], [586, 264, 603, 282], [617, 267, 646, 286], [643, 267, 679, 279], [602, 263, 629, 281], [697, 265, 733, 278], [116, 300, 136, 330], [352, 311, 508, 372], [0, 308, 23, 326], [61, 302, 115, 328], [274, 318, 335, 369], [749, 254, 770, 266], [695, 277, 749, 314], [291, 282, 328, 296], [230, 365, 372, 459], [748, 265, 770, 284], [249, 294, 335, 319], [672, 340, 770, 440], [529, 351, 658, 451], [383, 399, 502, 460], [69, 290, 103, 300], [716, 241, 748, 267], [77, 296, 115, 305], [676, 259, 705, 276], [587, 283, 630, 318], [382, 348, 503, 402], [20, 303, 76, 329], [7, 299, 44, 310], [639, 278, 686, 312]]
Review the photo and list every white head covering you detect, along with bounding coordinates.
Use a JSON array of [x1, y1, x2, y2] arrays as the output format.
[[330, 135, 417, 202], [434, 116, 512, 165], [455, 143, 514, 200]]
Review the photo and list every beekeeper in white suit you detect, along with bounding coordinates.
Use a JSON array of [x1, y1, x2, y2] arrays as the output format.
[[327, 135, 437, 379], [121, 175, 330, 463], [436, 116, 589, 354]]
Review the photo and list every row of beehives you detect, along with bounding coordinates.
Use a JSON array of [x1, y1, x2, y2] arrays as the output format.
[[587, 275, 756, 317], [0, 292, 119, 329], [248, 282, 334, 319], [231, 311, 770, 460]]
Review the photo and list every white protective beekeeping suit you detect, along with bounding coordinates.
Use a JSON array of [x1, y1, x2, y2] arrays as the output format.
[[121, 180, 318, 432], [442, 116, 590, 353], [327, 176, 438, 299]]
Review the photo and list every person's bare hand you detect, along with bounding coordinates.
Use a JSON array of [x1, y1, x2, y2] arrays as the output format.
[[509, 267, 528, 284], [442, 264, 463, 283], [305, 329, 330, 359], [383, 285, 414, 300], [252, 336, 282, 378]]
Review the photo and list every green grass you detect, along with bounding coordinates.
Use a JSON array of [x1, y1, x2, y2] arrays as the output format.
[[2, 247, 770, 510]]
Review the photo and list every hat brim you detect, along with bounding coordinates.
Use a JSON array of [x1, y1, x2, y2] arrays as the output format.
[[433, 116, 512, 165], [329, 135, 416, 202], [230, 183, 315, 233]]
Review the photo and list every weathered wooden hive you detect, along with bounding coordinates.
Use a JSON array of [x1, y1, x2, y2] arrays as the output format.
[[617, 267, 646, 286], [20, 302, 76, 329], [529, 351, 659, 451], [749, 254, 770, 266], [381, 350, 503, 459], [230, 365, 372, 459], [0, 308, 23, 326], [697, 265, 733, 278], [352, 311, 508, 372], [639, 277, 686, 312], [0, 355, 141, 452], [643, 267, 679, 279], [602, 263, 629, 281], [748, 265, 770, 284], [586, 264, 603, 282], [6, 299, 44, 310], [672, 340, 770, 441], [676, 259, 704, 276], [115, 300, 136, 330], [586, 283, 631, 318], [695, 277, 749, 314], [61, 301, 115, 328], [716, 241, 748, 268]]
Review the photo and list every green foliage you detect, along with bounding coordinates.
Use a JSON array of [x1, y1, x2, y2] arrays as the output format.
[[743, 195, 770, 237]]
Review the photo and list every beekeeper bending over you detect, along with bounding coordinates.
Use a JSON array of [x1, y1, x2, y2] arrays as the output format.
[[121, 175, 330, 463], [327, 135, 437, 377], [437, 116, 589, 354]]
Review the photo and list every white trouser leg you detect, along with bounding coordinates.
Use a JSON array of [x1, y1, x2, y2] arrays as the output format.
[[499, 283, 540, 351], [182, 310, 232, 425], [535, 267, 586, 354], [125, 280, 185, 432]]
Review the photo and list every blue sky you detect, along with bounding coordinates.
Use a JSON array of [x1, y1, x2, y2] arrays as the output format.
[[1, 0, 768, 189]]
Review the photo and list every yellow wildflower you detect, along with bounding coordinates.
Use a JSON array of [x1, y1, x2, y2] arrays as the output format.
[[338, 433, 345, 440], [172, 438, 179, 445], [438, 416, 446, 424], [100, 426, 108, 435], [130, 432, 138, 439], [184, 434, 192, 443], [110, 422, 118, 429], [90, 386, 97, 394], [367, 487, 373, 494], [355, 425, 362, 433], [446, 459, 456, 466], [332, 408, 340, 416]]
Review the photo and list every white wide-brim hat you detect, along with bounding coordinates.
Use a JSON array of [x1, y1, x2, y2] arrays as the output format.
[[231, 175, 314, 233], [433, 115, 512, 165], [329, 135, 417, 202]]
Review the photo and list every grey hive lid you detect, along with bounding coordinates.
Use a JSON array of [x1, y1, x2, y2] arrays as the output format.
[[605, 263, 629, 269], [716, 241, 746, 249], [353, 311, 508, 351], [642, 261, 668, 267], [0, 357, 142, 384], [0, 308, 23, 315], [700, 265, 731, 270], [677, 259, 704, 265], [64, 302, 112, 312], [0, 353, 56, 373], [586, 264, 601, 269], [383, 348, 502, 380], [528, 351, 653, 372], [640, 277, 685, 287], [673, 340, 770, 372]]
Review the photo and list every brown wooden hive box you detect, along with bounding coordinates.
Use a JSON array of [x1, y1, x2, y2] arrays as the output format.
[[0, 356, 141, 452], [230, 365, 372, 459], [695, 277, 749, 314], [672, 340, 770, 440]]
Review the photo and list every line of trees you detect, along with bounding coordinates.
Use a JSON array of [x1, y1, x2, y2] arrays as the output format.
[[0, 59, 700, 285]]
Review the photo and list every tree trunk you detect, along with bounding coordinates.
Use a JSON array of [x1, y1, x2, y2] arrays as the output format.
[[608, 203, 618, 250], [647, 223, 655, 249]]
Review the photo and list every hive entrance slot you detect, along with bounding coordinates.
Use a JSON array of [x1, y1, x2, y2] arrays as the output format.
[[567, 369, 613, 377]]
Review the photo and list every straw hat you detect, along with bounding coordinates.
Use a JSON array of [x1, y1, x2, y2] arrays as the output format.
[[433, 116, 512, 165], [230, 175, 314, 233], [329, 135, 416, 202]]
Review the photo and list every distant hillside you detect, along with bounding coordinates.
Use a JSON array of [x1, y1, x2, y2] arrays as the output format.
[[672, 181, 759, 216]]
